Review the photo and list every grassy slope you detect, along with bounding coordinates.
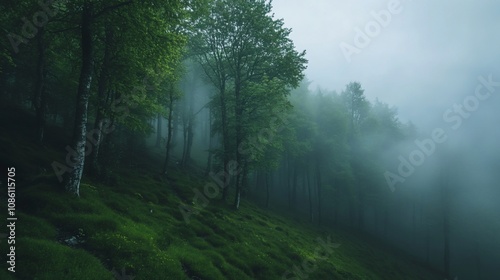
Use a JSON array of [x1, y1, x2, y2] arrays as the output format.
[[0, 106, 443, 280]]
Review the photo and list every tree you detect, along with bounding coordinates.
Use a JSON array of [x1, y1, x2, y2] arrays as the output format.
[[341, 82, 369, 134], [191, 0, 306, 209], [312, 91, 350, 225], [63, 1, 94, 196], [163, 80, 182, 173], [63, 0, 189, 196], [341, 81, 369, 227]]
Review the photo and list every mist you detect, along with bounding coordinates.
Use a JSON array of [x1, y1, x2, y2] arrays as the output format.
[[1, 0, 499, 279], [270, 0, 500, 278], [170, 1, 500, 278]]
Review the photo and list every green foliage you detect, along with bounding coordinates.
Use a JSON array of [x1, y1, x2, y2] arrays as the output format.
[[341, 81, 370, 134], [0, 116, 439, 279], [16, 238, 112, 280], [277, 79, 413, 230], [241, 77, 291, 169], [0, 0, 442, 277], [190, 0, 307, 178]]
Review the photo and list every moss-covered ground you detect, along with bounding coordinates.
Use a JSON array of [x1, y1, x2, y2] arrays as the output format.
[[0, 105, 443, 279]]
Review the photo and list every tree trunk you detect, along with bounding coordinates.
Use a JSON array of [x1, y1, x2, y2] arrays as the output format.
[[234, 160, 246, 210], [185, 117, 194, 165], [384, 208, 388, 238], [205, 108, 213, 176], [233, 75, 243, 209], [333, 179, 339, 226], [89, 26, 113, 175], [234, 161, 246, 210], [316, 158, 322, 225], [476, 243, 481, 280], [181, 93, 194, 167], [64, 3, 93, 197], [443, 185, 451, 278], [292, 163, 298, 215], [287, 154, 292, 210], [425, 222, 430, 264], [171, 101, 179, 158], [234, 186, 241, 209], [163, 90, 175, 173], [220, 85, 230, 202], [358, 187, 365, 229], [412, 201, 416, 243], [156, 113, 162, 148], [241, 161, 249, 198], [34, 27, 47, 144], [307, 167, 313, 223], [333, 202, 339, 226], [181, 109, 188, 164]]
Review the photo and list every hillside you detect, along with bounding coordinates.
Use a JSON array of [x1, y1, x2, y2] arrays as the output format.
[[0, 106, 443, 279]]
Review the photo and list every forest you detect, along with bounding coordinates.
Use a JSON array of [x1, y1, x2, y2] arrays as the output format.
[[0, 0, 499, 279]]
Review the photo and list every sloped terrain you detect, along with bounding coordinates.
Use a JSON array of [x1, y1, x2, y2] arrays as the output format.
[[0, 106, 443, 279]]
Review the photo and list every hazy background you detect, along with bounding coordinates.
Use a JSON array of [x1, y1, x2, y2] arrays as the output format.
[[272, 0, 500, 127], [272, 1, 500, 279]]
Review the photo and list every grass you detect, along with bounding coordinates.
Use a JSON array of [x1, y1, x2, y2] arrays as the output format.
[[0, 105, 444, 279]]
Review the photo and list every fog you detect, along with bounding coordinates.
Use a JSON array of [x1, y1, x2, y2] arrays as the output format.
[[100, 1, 500, 278], [2, 0, 499, 278], [271, 0, 500, 278], [273, 0, 500, 124]]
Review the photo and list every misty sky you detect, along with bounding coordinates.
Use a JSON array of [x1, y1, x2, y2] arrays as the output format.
[[272, 0, 500, 127]]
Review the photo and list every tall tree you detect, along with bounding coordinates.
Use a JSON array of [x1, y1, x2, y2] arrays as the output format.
[[33, 27, 47, 143], [341, 81, 369, 227], [63, 1, 94, 196], [191, 0, 306, 208], [63, 0, 189, 196], [163, 82, 181, 174]]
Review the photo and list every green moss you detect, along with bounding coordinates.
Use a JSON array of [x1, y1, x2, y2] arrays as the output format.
[[205, 233, 226, 248], [1, 108, 442, 280], [17, 213, 56, 240], [134, 250, 187, 279], [54, 213, 120, 236], [16, 238, 111, 280], [169, 245, 225, 280]]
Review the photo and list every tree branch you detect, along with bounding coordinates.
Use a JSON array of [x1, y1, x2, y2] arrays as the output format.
[[93, 1, 134, 19]]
